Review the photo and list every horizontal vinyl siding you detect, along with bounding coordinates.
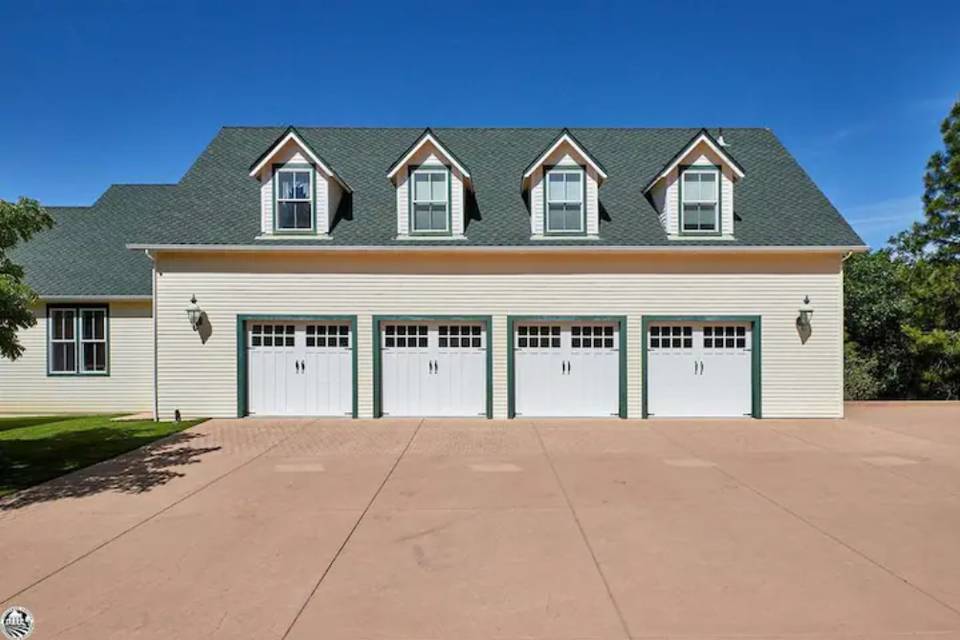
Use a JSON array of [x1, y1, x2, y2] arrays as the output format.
[[0, 301, 153, 414], [155, 252, 843, 420]]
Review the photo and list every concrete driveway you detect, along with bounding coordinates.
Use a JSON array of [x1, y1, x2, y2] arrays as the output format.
[[2, 402, 960, 639]]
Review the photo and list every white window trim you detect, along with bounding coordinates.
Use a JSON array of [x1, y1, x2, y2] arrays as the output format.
[[274, 167, 314, 232], [79, 308, 108, 374], [545, 167, 585, 234], [680, 166, 720, 234], [48, 305, 109, 376], [410, 166, 450, 234]]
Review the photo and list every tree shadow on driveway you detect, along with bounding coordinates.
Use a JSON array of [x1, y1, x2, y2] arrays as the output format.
[[0, 429, 222, 511]]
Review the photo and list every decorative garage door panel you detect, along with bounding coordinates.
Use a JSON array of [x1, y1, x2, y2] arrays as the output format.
[[247, 321, 352, 416], [647, 322, 752, 417], [381, 322, 487, 417], [514, 322, 620, 417]]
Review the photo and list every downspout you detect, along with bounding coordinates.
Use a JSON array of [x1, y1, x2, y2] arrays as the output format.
[[145, 250, 159, 422]]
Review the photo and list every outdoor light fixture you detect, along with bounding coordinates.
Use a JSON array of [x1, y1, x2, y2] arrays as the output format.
[[796, 295, 813, 344], [186, 294, 204, 332]]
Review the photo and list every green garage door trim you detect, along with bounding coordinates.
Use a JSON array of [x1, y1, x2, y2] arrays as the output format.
[[372, 315, 494, 419], [236, 314, 359, 418], [641, 314, 762, 419], [507, 315, 628, 419]]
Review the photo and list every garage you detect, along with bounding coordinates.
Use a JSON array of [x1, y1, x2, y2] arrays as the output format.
[[512, 319, 624, 417], [245, 319, 355, 416], [378, 318, 490, 417], [644, 318, 758, 418]]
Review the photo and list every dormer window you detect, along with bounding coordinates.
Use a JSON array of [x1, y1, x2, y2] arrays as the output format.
[[680, 166, 719, 234], [545, 167, 584, 234], [410, 167, 450, 234], [275, 167, 313, 231]]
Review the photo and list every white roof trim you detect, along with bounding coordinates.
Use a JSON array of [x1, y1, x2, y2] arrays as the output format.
[[248, 131, 347, 190], [386, 132, 471, 180], [643, 132, 745, 193], [128, 243, 867, 255], [523, 133, 608, 182]]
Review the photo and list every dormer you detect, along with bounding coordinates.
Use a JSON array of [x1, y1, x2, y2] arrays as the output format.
[[387, 129, 471, 238], [643, 129, 745, 239], [522, 129, 607, 238], [248, 127, 351, 238]]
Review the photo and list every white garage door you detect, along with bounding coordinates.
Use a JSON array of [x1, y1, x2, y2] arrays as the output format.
[[514, 322, 620, 417], [381, 322, 487, 417], [247, 321, 353, 416], [646, 322, 752, 417]]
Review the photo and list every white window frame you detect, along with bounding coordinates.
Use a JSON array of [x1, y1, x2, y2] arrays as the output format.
[[409, 166, 450, 234], [274, 166, 314, 232], [680, 166, 720, 234], [48, 305, 109, 375], [79, 308, 108, 373], [545, 167, 585, 234]]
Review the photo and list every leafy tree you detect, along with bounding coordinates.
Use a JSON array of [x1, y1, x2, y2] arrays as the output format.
[[846, 96, 960, 400], [843, 251, 914, 399], [895, 98, 960, 261], [0, 198, 54, 360]]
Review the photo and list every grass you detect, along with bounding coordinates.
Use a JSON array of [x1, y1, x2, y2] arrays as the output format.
[[0, 415, 205, 497]]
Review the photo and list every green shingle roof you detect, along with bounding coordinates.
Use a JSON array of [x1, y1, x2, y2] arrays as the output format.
[[13, 127, 864, 297]]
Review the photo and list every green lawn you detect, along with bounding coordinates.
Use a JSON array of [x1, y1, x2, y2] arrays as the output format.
[[0, 415, 205, 497]]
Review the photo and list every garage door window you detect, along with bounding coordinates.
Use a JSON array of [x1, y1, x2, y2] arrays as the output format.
[[704, 326, 746, 349], [517, 325, 561, 348], [649, 325, 692, 349], [251, 324, 295, 347], [385, 325, 428, 348], [439, 325, 482, 348], [572, 325, 614, 349], [306, 325, 350, 348]]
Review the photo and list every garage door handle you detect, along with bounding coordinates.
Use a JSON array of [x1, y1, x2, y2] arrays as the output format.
[[434, 360, 439, 373], [429, 361, 434, 374], [301, 360, 306, 372], [295, 361, 301, 374], [562, 361, 567, 374], [699, 360, 704, 375], [568, 360, 572, 374]]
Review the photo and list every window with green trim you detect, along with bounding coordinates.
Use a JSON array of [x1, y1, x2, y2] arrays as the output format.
[[681, 167, 718, 233], [49, 306, 108, 374], [546, 168, 584, 233], [411, 167, 449, 233], [276, 169, 313, 230]]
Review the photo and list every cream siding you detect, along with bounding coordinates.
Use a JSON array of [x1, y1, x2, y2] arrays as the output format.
[[0, 301, 153, 414], [154, 251, 844, 421]]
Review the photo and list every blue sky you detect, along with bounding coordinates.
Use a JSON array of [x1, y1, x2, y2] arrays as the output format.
[[1, 0, 957, 248]]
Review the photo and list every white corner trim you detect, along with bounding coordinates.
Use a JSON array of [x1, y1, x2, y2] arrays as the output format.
[[523, 132, 608, 181], [387, 132, 470, 181], [643, 132, 745, 193]]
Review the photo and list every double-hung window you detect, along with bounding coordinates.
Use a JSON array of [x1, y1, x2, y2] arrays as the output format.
[[48, 306, 108, 375], [411, 167, 449, 233], [545, 168, 584, 233], [276, 168, 313, 231], [681, 167, 719, 233]]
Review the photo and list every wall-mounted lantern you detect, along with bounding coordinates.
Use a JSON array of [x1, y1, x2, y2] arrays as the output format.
[[796, 295, 813, 344], [186, 294, 204, 332]]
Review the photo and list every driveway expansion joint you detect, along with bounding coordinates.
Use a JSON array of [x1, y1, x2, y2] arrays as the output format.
[[280, 418, 426, 640]]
